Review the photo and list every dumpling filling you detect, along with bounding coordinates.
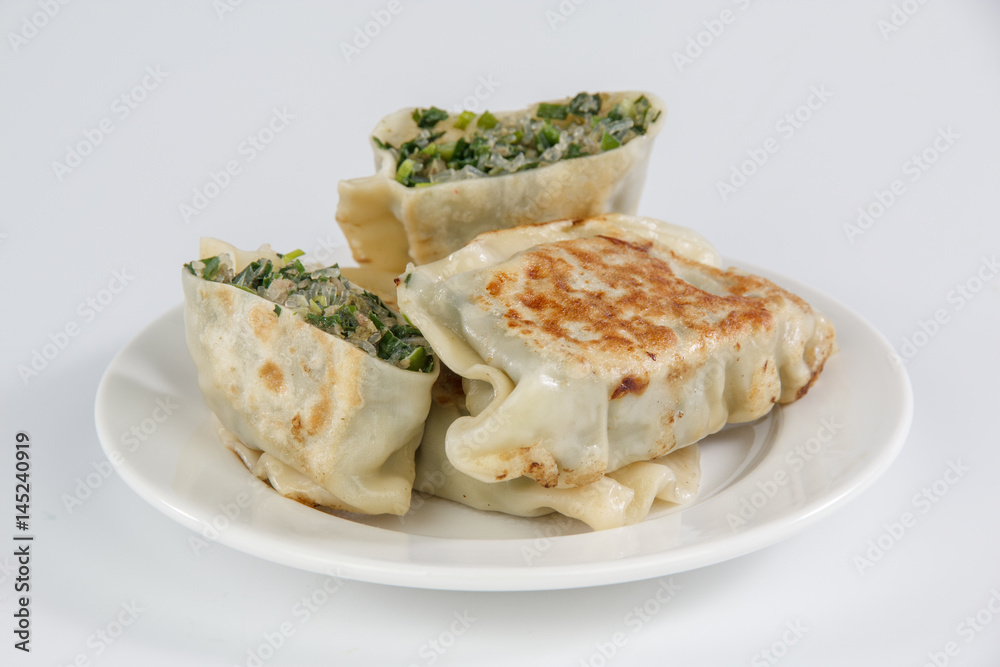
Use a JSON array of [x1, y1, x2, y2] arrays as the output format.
[[185, 251, 434, 372], [376, 92, 662, 187]]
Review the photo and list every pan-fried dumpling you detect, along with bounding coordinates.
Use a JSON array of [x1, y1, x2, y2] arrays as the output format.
[[413, 368, 700, 531], [336, 91, 665, 273], [397, 214, 836, 489], [182, 239, 438, 515]]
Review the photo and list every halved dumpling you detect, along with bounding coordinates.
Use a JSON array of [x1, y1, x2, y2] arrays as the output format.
[[336, 91, 666, 273], [183, 239, 438, 515]]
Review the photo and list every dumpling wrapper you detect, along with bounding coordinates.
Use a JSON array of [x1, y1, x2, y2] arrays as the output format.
[[183, 239, 439, 515], [217, 384, 700, 533], [397, 214, 836, 489], [336, 91, 665, 274], [413, 369, 700, 531]]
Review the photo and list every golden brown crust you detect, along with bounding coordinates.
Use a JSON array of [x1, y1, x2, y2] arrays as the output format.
[[475, 235, 792, 377], [258, 360, 285, 394], [611, 375, 650, 400]]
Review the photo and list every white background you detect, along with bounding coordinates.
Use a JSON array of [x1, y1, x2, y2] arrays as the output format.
[[2, 1, 999, 665]]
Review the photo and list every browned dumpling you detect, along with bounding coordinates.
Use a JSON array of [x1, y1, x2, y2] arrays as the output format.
[[398, 214, 835, 490]]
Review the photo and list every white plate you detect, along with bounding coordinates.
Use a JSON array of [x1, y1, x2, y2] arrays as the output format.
[[95, 268, 911, 591]]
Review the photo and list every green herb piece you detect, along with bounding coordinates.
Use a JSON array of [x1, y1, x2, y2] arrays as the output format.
[[376, 328, 405, 359], [336, 304, 358, 332], [437, 141, 457, 162], [285, 259, 306, 276], [600, 132, 621, 151], [412, 107, 449, 129], [536, 122, 561, 151], [395, 158, 415, 185], [390, 323, 423, 339], [201, 255, 221, 281], [233, 259, 273, 289], [403, 346, 431, 372], [632, 96, 649, 120], [568, 92, 601, 117], [477, 111, 498, 130], [565, 143, 585, 159], [273, 305, 281, 316], [536, 102, 568, 120], [282, 249, 304, 263], [453, 110, 476, 130], [452, 137, 471, 164]]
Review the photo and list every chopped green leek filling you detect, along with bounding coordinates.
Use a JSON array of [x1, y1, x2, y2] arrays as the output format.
[[377, 92, 660, 187], [185, 253, 434, 372]]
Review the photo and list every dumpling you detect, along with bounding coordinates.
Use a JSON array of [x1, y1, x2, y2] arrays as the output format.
[[397, 214, 836, 489], [336, 91, 665, 273], [413, 367, 700, 531], [182, 239, 438, 515]]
